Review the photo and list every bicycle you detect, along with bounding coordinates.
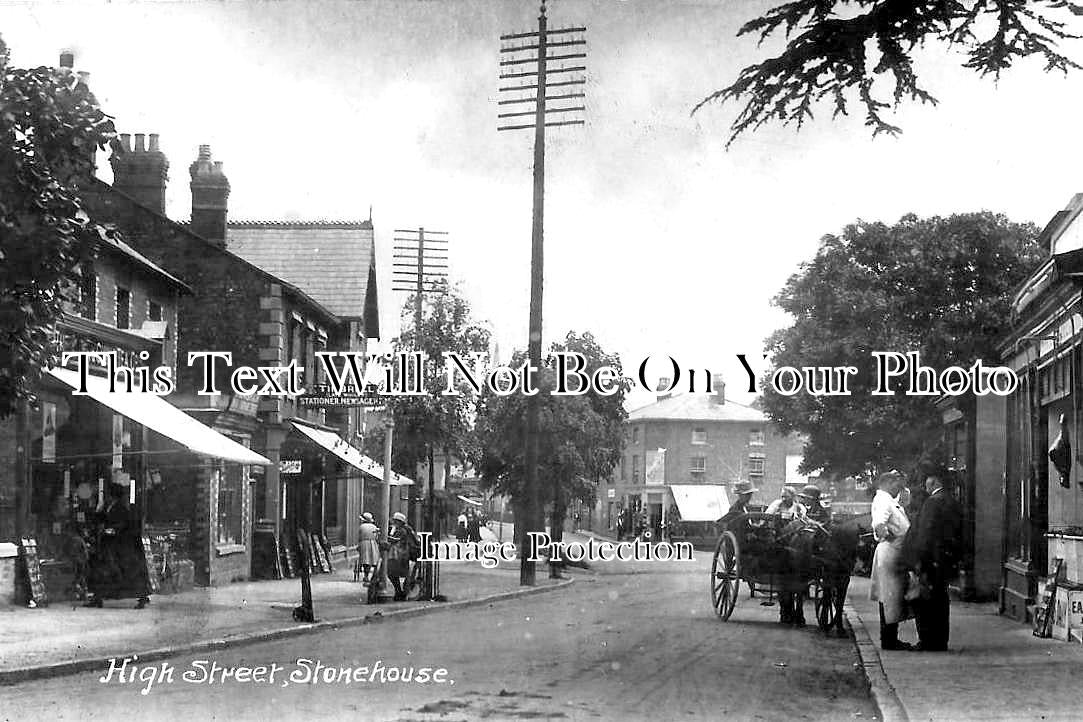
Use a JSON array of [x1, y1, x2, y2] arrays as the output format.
[[152, 533, 180, 593]]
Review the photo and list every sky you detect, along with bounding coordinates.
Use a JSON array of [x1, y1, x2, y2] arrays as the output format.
[[4, 0, 1083, 409]]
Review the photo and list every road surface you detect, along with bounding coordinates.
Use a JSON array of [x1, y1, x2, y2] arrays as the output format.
[[1, 551, 875, 721]]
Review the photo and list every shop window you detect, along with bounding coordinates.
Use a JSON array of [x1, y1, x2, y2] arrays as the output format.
[[691, 427, 707, 445], [749, 429, 765, 447], [115, 287, 131, 329], [216, 464, 245, 546], [147, 300, 162, 322]]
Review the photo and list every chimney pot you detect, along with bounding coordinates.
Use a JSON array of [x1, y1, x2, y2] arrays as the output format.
[[198, 144, 212, 160], [59, 51, 74, 68], [120, 133, 132, 152], [213, 161, 224, 172], [712, 374, 726, 404], [76, 70, 90, 86], [190, 144, 230, 245], [655, 377, 673, 402], [148, 134, 160, 152], [134, 134, 146, 152]]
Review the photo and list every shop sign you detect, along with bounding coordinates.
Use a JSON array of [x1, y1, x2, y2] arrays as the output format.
[[280, 459, 302, 474], [54, 330, 145, 370]]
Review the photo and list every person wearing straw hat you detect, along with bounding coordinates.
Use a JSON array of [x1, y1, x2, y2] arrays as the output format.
[[386, 512, 419, 601], [718, 479, 758, 528], [356, 512, 381, 585]]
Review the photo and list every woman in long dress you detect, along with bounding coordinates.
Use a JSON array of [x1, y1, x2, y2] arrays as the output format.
[[85, 483, 151, 609], [356, 512, 381, 585], [869, 471, 913, 650]]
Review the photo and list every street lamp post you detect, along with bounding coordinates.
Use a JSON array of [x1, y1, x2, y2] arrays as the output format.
[[375, 416, 395, 602]]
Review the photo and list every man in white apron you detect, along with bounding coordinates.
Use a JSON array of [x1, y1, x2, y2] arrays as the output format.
[[869, 470, 913, 650]]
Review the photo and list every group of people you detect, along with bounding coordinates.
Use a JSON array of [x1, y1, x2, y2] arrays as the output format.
[[870, 470, 962, 652], [455, 509, 483, 543], [356, 510, 422, 602], [721, 479, 830, 527]]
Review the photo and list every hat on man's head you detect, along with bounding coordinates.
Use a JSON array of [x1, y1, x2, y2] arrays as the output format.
[[732, 480, 758, 495], [360, 512, 374, 523], [798, 484, 822, 502], [392, 512, 407, 523]]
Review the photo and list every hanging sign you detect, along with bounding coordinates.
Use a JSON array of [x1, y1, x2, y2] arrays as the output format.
[[280, 459, 302, 474]]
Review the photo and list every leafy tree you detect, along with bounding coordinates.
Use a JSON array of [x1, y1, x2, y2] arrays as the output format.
[[0, 37, 117, 417], [361, 281, 491, 528], [473, 331, 629, 576], [761, 212, 1043, 477], [694, 1, 1083, 145]]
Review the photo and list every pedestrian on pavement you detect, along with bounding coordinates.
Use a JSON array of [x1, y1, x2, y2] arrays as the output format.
[[766, 486, 806, 520], [356, 512, 381, 585], [386, 512, 420, 601], [910, 473, 963, 651], [466, 510, 482, 543], [456, 510, 468, 543], [615, 505, 627, 541], [85, 482, 152, 609], [869, 470, 915, 650]]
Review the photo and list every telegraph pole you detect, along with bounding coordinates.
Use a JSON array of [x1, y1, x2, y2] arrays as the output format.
[[499, 1, 585, 585], [392, 227, 448, 600]]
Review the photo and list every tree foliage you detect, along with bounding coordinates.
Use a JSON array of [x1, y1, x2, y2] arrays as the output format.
[[0, 37, 117, 417], [694, 1, 1083, 145], [761, 212, 1043, 477], [473, 331, 630, 533], [361, 281, 491, 477]]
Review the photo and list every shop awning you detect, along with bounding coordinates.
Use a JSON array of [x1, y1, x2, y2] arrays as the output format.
[[289, 420, 413, 486], [48, 367, 270, 465], [457, 495, 482, 506], [669, 484, 729, 522]]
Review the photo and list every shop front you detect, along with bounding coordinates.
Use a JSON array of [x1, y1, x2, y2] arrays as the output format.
[[9, 366, 270, 603]]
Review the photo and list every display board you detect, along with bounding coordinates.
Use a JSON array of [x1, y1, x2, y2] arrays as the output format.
[[19, 537, 48, 608], [141, 535, 160, 594]]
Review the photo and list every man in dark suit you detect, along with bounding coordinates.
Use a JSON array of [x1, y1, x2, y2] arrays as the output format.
[[911, 473, 963, 651]]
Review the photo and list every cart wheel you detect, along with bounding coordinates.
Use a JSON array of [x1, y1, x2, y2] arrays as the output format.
[[815, 583, 837, 631], [710, 531, 740, 621]]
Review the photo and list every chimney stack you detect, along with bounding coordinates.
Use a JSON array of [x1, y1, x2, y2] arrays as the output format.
[[109, 130, 169, 215], [712, 374, 726, 404], [189, 144, 230, 245], [656, 377, 673, 403], [59, 51, 74, 68]]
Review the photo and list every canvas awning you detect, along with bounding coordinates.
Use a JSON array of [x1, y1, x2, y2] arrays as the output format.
[[668, 484, 729, 522], [457, 495, 482, 507], [48, 367, 270, 465], [289, 420, 413, 486]]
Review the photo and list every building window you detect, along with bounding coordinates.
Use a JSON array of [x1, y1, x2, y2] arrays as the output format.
[[692, 427, 707, 445], [632, 427, 639, 445], [632, 455, 640, 483], [690, 456, 706, 474], [115, 287, 131, 329], [147, 300, 162, 322], [79, 270, 97, 320], [749, 429, 765, 447], [216, 464, 245, 546], [748, 455, 765, 477], [620, 454, 626, 481]]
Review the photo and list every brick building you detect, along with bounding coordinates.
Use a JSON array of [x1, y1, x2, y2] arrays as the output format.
[[597, 379, 807, 537]]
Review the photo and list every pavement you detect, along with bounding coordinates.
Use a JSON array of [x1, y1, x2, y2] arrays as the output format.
[[845, 575, 1083, 721], [0, 550, 568, 684]]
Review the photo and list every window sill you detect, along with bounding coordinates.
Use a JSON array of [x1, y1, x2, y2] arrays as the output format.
[[216, 544, 247, 557]]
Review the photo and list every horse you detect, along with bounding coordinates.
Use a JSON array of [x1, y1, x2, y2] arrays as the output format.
[[784, 515, 863, 636]]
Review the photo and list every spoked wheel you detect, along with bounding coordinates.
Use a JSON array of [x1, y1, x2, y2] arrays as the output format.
[[710, 531, 741, 621], [814, 582, 837, 631]]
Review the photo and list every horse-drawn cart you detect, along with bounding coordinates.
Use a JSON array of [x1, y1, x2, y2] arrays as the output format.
[[710, 511, 859, 633]]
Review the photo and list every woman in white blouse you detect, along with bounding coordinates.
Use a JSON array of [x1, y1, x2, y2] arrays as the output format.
[[869, 470, 914, 650]]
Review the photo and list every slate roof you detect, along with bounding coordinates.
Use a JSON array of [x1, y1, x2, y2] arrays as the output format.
[[628, 393, 766, 423], [225, 220, 376, 322]]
